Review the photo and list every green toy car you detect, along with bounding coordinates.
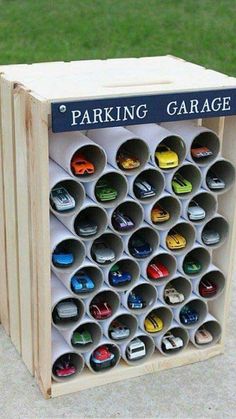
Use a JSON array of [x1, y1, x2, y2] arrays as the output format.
[[172, 173, 192, 194], [183, 259, 202, 275], [71, 329, 93, 346], [95, 179, 118, 202]]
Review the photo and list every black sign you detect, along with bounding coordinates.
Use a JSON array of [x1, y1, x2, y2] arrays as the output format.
[[51, 88, 236, 133]]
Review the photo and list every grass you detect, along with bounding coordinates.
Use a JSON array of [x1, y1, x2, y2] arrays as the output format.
[[0, 0, 235, 75]]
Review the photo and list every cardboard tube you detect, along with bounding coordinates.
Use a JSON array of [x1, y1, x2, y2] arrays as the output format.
[[126, 123, 186, 170], [192, 265, 226, 301], [196, 214, 229, 249], [51, 327, 84, 382], [103, 256, 140, 292], [202, 158, 236, 195], [189, 314, 222, 348], [49, 159, 85, 218], [87, 230, 124, 266], [140, 250, 177, 285], [87, 127, 150, 175], [158, 276, 192, 307], [107, 198, 144, 235], [155, 320, 189, 356], [173, 295, 208, 329], [51, 274, 85, 330], [119, 330, 155, 366], [102, 308, 138, 344], [50, 215, 86, 275], [84, 164, 128, 208], [160, 220, 196, 256], [49, 131, 107, 182], [121, 279, 158, 314], [143, 192, 181, 231], [84, 337, 121, 374], [165, 162, 202, 200], [85, 287, 121, 321], [138, 302, 173, 336], [177, 243, 211, 277], [124, 222, 160, 260], [59, 315, 103, 354], [181, 189, 218, 225], [127, 164, 165, 204]]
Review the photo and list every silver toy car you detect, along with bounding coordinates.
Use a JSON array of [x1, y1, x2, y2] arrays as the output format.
[[202, 229, 220, 245], [164, 287, 185, 304], [50, 187, 75, 211], [76, 218, 98, 237], [162, 332, 183, 350], [206, 171, 225, 190], [54, 300, 79, 323], [109, 320, 130, 340], [126, 338, 146, 360], [188, 200, 206, 221], [91, 241, 116, 264]]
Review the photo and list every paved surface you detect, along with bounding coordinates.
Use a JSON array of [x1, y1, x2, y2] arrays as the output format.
[[0, 281, 235, 418]]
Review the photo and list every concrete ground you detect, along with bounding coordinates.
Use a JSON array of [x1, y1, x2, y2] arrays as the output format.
[[0, 281, 235, 418]]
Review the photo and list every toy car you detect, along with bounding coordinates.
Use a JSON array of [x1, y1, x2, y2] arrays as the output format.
[[117, 150, 140, 170], [195, 328, 213, 345], [95, 179, 118, 202], [151, 204, 170, 223], [199, 279, 217, 298], [50, 187, 75, 212], [71, 153, 94, 175], [71, 329, 93, 346], [147, 261, 169, 279], [52, 249, 74, 267], [144, 313, 163, 333], [206, 171, 225, 190], [112, 210, 134, 232], [155, 145, 178, 169], [109, 320, 130, 340], [180, 306, 199, 325], [133, 178, 156, 199], [128, 292, 146, 309], [191, 144, 213, 159], [202, 229, 220, 245], [109, 264, 132, 286], [91, 241, 116, 264], [162, 332, 184, 351], [75, 217, 98, 237], [53, 300, 79, 323], [183, 258, 202, 275], [172, 173, 192, 194], [187, 200, 206, 221], [126, 338, 146, 360], [54, 355, 76, 378], [164, 286, 185, 304], [129, 236, 152, 258], [166, 230, 186, 250], [71, 271, 95, 294], [90, 302, 112, 320], [90, 345, 115, 371]]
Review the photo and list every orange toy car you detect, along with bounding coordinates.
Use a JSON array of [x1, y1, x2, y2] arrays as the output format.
[[71, 153, 95, 175], [151, 204, 170, 223]]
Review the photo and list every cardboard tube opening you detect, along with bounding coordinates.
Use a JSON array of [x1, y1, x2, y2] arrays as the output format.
[[166, 222, 196, 255], [146, 253, 177, 285], [94, 171, 128, 208], [70, 265, 103, 298], [133, 168, 165, 203], [182, 247, 211, 277], [143, 306, 173, 335], [193, 319, 222, 348], [155, 135, 186, 170], [89, 290, 120, 320], [108, 313, 138, 343], [186, 191, 217, 224], [198, 270, 225, 300], [50, 179, 85, 216], [201, 216, 229, 249], [89, 343, 121, 373], [151, 196, 181, 231], [90, 232, 123, 266], [128, 227, 159, 260], [160, 327, 189, 356], [52, 352, 84, 383], [206, 159, 235, 194], [71, 144, 106, 182], [124, 334, 155, 366], [116, 138, 150, 175], [163, 277, 192, 307], [52, 238, 86, 272], [52, 298, 85, 330], [71, 321, 102, 353], [179, 299, 207, 329], [191, 132, 220, 166], [108, 258, 140, 291], [172, 164, 202, 199], [127, 283, 157, 314], [111, 201, 143, 235], [74, 206, 108, 241]]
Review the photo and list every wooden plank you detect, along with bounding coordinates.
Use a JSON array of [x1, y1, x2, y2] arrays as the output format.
[[0, 76, 21, 350]]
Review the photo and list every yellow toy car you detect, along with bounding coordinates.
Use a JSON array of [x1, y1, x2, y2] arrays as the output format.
[[117, 151, 140, 170], [144, 313, 163, 333], [166, 230, 186, 250], [151, 204, 170, 223], [155, 145, 178, 169]]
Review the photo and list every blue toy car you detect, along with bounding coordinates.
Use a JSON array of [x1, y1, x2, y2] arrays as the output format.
[[180, 306, 199, 325], [71, 271, 95, 294], [109, 264, 132, 286], [128, 292, 146, 309], [129, 236, 152, 259], [52, 250, 74, 267]]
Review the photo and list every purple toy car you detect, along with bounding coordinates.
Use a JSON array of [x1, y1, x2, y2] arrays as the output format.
[[112, 210, 134, 232]]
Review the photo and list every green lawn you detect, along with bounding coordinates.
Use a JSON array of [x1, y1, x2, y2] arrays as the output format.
[[0, 0, 235, 75]]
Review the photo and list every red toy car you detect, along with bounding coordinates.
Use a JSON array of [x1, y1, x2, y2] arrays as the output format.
[[54, 356, 76, 377], [90, 302, 112, 320], [71, 152, 95, 175], [90, 345, 115, 371], [191, 144, 213, 159], [147, 261, 169, 279], [199, 279, 217, 298]]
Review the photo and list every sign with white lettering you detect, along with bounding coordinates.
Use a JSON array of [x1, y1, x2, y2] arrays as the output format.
[[51, 89, 236, 132]]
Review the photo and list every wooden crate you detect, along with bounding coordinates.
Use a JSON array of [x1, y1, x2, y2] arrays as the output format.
[[1, 56, 236, 398]]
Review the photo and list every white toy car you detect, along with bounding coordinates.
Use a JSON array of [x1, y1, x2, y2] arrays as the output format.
[[109, 320, 130, 340], [187, 200, 206, 221], [126, 338, 146, 360], [164, 287, 185, 304], [50, 187, 75, 211], [195, 328, 213, 345], [162, 332, 183, 350]]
